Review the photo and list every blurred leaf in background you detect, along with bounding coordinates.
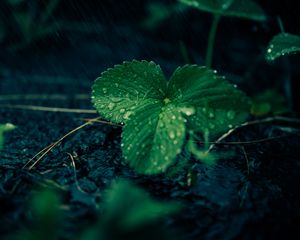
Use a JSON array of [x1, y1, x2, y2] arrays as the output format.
[[142, 2, 187, 30], [179, 0, 265, 67], [266, 33, 300, 62], [179, 0, 266, 21], [251, 89, 288, 116], [81, 179, 182, 240], [1, 0, 60, 50], [14, 189, 63, 240]]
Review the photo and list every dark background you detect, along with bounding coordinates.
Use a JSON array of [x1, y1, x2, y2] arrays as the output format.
[[0, 1, 300, 240], [0, 0, 299, 110]]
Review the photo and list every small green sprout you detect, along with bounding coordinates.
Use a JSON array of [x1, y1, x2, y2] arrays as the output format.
[[3, 0, 61, 50], [179, 0, 266, 67], [0, 123, 16, 151], [266, 33, 300, 62], [92, 60, 250, 175]]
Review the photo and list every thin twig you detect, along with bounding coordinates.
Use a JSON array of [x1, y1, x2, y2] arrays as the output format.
[[0, 104, 96, 114], [208, 116, 300, 152], [197, 134, 296, 146], [208, 128, 235, 151], [0, 94, 89, 101], [79, 118, 123, 127], [241, 146, 250, 176], [66, 152, 87, 194], [24, 117, 101, 170], [22, 143, 55, 169]]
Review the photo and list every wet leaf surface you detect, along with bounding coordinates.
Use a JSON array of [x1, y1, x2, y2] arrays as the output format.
[[266, 33, 300, 62]]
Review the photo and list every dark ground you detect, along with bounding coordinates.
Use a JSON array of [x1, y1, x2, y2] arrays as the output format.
[[1, 0, 300, 239]]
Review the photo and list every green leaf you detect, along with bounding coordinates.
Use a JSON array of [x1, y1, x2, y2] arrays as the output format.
[[15, 189, 62, 240], [104, 180, 181, 230], [167, 65, 250, 137], [266, 33, 300, 62], [30, 189, 61, 219], [122, 103, 186, 174], [179, 0, 266, 21], [92, 60, 166, 125], [92, 61, 250, 174]]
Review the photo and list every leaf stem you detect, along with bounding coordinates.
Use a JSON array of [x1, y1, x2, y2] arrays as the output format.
[[179, 40, 191, 64], [205, 14, 221, 68]]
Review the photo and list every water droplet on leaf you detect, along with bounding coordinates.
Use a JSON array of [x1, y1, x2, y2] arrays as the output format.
[[227, 110, 236, 120], [180, 107, 195, 116], [111, 97, 122, 103], [208, 109, 215, 118], [123, 111, 133, 120], [169, 131, 175, 139], [108, 102, 116, 110]]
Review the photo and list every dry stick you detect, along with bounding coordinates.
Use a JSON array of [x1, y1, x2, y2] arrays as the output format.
[[2, 104, 115, 169], [191, 134, 296, 147], [24, 117, 103, 170], [66, 152, 87, 194], [208, 116, 300, 152], [241, 146, 250, 176], [0, 94, 90, 101], [22, 142, 56, 169], [0, 104, 96, 114], [79, 118, 124, 127], [212, 134, 295, 145]]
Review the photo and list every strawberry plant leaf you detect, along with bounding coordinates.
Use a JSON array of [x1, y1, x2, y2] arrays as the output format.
[[92, 60, 250, 174], [167, 65, 250, 137], [179, 0, 266, 21], [92, 60, 166, 124], [122, 103, 186, 174], [266, 33, 300, 62]]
